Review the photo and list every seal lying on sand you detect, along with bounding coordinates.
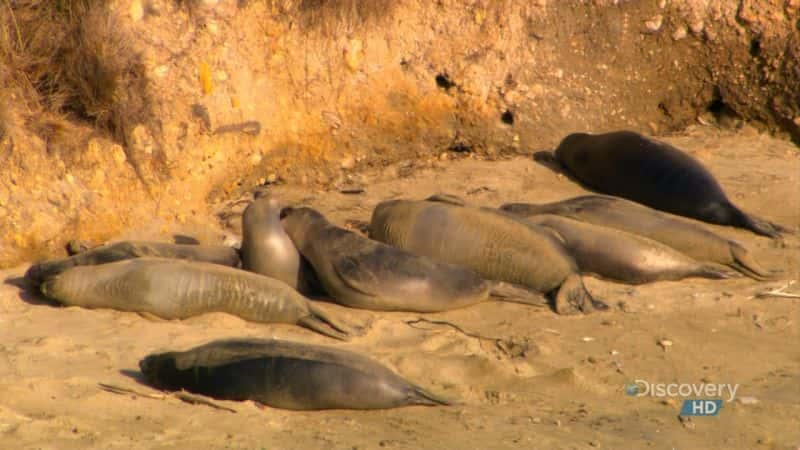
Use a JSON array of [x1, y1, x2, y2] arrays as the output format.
[[280, 207, 546, 312], [553, 131, 785, 238], [25, 241, 240, 285], [521, 214, 736, 284], [139, 338, 449, 410], [240, 196, 319, 294], [369, 199, 608, 315], [500, 195, 775, 280], [40, 257, 353, 340]]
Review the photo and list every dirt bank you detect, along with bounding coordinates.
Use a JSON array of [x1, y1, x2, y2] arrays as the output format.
[[1, 0, 799, 267]]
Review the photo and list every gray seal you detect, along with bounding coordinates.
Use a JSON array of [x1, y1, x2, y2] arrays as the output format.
[[25, 240, 240, 285], [279, 207, 545, 312], [40, 257, 353, 340], [139, 338, 449, 410], [240, 196, 318, 293], [522, 214, 736, 284], [500, 195, 775, 280], [369, 199, 608, 315], [553, 131, 785, 238]]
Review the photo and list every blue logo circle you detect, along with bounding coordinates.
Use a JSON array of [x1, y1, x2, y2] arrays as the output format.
[[625, 383, 640, 396]]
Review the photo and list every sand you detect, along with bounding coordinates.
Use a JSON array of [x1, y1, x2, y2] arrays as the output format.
[[1, 125, 798, 449]]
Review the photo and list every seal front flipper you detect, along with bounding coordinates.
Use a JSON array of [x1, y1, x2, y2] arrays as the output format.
[[331, 255, 382, 298], [487, 281, 549, 307]]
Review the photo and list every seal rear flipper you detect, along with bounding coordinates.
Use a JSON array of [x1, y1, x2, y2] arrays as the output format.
[[305, 302, 364, 339], [553, 274, 606, 315], [297, 316, 351, 341], [425, 194, 466, 206], [693, 264, 740, 280], [727, 243, 777, 280], [730, 207, 785, 239], [406, 386, 452, 406], [487, 281, 548, 307]]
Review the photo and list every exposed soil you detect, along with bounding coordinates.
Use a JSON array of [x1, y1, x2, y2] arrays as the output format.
[[1, 0, 799, 267], [1, 126, 798, 449]]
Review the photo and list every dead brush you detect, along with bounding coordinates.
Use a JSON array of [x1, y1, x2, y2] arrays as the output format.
[[234, 0, 396, 34], [0, 0, 155, 158]]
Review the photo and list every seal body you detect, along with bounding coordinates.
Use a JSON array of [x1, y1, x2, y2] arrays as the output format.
[[241, 196, 318, 293], [500, 195, 774, 280], [25, 241, 240, 285], [279, 207, 494, 312], [369, 199, 607, 314], [40, 257, 352, 340], [139, 338, 449, 410], [522, 214, 734, 284], [554, 131, 783, 238]]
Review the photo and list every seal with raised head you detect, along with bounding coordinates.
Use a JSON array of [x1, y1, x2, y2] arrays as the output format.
[[369, 199, 608, 315], [500, 195, 775, 280], [25, 240, 240, 286], [279, 207, 546, 312], [139, 338, 449, 410], [553, 130, 785, 238], [40, 257, 353, 340], [520, 214, 736, 284], [240, 195, 318, 293]]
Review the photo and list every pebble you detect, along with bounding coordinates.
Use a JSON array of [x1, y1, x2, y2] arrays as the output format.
[[672, 26, 688, 40], [581, 336, 595, 342], [341, 155, 356, 170], [738, 396, 759, 405], [657, 339, 673, 350], [644, 15, 663, 33]]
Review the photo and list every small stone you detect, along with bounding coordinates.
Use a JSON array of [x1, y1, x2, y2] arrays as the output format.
[[153, 65, 169, 78], [439, 152, 448, 161], [672, 26, 687, 40], [341, 155, 356, 170], [657, 339, 673, 350], [589, 441, 600, 448], [610, 350, 619, 356], [129, 0, 144, 22], [689, 21, 704, 35], [581, 336, 595, 342], [738, 396, 759, 405], [248, 153, 262, 166], [266, 173, 278, 184], [644, 15, 663, 33], [587, 356, 598, 364]]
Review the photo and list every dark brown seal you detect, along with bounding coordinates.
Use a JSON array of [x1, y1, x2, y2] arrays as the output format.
[[140, 338, 450, 410], [553, 130, 785, 238]]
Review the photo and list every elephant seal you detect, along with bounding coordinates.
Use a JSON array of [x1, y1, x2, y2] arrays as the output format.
[[500, 195, 775, 280], [279, 207, 545, 312], [25, 240, 240, 286], [241, 196, 318, 293], [40, 257, 353, 340], [521, 214, 735, 284], [139, 338, 449, 410], [369, 199, 608, 315], [553, 131, 785, 238]]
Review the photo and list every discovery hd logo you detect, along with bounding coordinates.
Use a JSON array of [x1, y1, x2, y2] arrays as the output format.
[[625, 380, 740, 417]]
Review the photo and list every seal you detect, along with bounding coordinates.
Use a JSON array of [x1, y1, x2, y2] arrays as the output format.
[[500, 195, 775, 280], [40, 257, 353, 340], [369, 199, 608, 315], [240, 196, 318, 293], [25, 240, 240, 286], [521, 214, 736, 284], [279, 207, 546, 312], [553, 131, 785, 238], [139, 338, 450, 410]]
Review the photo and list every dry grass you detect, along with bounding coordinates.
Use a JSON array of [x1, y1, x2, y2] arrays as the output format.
[[0, 0, 154, 154], [243, 0, 397, 34]]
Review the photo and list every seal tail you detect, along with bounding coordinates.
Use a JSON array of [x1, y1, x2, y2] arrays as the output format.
[[487, 281, 549, 307], [553, 274, 608, 315], [728, 243, 779, 281], [406, 386, 452, 406]]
